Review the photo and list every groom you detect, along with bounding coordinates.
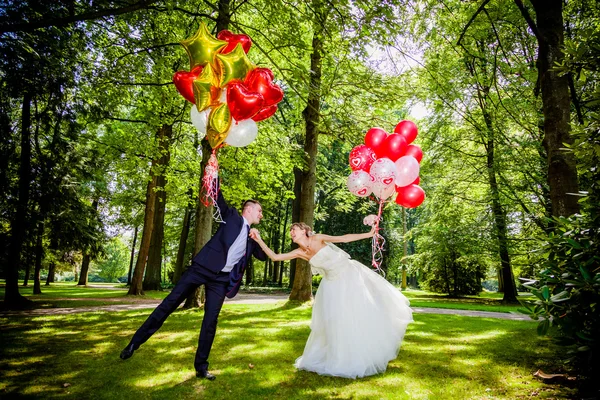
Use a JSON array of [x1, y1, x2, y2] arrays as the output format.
[[119, 180, 266, 380]]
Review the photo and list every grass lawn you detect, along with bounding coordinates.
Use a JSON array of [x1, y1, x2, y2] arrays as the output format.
[[1, 282, 531, 314], [0, 301, 573, 399]]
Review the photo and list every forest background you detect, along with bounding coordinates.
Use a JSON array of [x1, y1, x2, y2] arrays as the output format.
[[1, 0, 599, 378]]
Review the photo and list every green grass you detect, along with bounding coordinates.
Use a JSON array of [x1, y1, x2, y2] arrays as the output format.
[[1, 283, 531, 313], [400, 290, 530, 313], [0, 301, 571, 399]]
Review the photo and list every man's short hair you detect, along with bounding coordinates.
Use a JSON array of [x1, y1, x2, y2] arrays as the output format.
[[242, 199, 261, 212]]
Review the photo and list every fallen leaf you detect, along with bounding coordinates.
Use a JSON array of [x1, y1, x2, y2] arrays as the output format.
[[248, 363, 255, 369]]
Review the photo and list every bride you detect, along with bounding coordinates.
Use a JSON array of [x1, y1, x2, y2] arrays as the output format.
[[249, 222, 413, 379]]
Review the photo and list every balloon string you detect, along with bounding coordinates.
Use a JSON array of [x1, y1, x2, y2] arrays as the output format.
[[201, 146, 224, 223], [371, 198, 386, 277]]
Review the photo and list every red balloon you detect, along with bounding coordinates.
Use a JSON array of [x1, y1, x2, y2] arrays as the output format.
[[380, 133, 407, 161], [405, 144, 423, 163], [216, 30, 252, 54], [364, 128, 388, 154], [173, 66, 202, 104], [394, 120, 418, 144], [252, 104, 278, 122], [412, 176, 420, 185], [349, 144, 377, 172], [395, 184, 425, 208], [245, 68, 284, 107], [227, 82, 264, 121]]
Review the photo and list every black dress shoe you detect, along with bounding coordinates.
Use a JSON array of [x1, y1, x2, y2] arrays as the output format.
[[196, 370, 216, 381], [120, 343, 136, 360]]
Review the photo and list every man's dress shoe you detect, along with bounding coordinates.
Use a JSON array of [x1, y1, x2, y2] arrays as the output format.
[[119, 344, 135, 360], [196, 370, 216, 381]]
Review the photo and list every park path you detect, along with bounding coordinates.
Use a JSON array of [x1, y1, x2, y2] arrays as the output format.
[[0, 293, 533, 321]]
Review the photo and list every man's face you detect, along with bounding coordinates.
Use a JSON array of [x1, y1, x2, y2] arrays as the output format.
[[246, 203, 263, 225]]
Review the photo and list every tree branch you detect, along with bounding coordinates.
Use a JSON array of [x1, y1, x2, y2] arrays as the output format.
[[457, 0, 493, 46], [0, 0, 157, 34]]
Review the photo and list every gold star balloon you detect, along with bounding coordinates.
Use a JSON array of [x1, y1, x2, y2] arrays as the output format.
[[193, 64, 221, 112], [180, 22, 227, 70], [206, 103, 232, 148], [216, 43, 256, 87]]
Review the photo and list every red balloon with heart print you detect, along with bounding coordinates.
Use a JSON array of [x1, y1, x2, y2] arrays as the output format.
[[395, 184, 425, 208], [173, 66, 202, 104], [346, 170, 374, 198], [216, 29, 252, 54], [364, 127, 388, 156], [404, 144, 423, 163], [394, 120, 418, 144], [379, 133, 408, 161], [227, 82, 264, 121], [349, 144, 377, 172]]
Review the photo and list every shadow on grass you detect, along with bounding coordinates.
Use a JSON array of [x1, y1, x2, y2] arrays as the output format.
[[0, 303, 573, 399]]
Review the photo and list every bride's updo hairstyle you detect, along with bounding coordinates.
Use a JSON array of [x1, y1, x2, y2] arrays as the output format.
[[291, 222, 314, 237]]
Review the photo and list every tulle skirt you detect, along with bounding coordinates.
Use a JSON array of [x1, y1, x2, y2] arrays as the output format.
[[295, 259, 413, 379]]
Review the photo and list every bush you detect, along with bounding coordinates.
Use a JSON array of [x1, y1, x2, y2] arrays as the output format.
[[519, 214, 599, 384]]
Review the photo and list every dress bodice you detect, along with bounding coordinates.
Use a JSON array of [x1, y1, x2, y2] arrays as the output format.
[[308, 243, 351, 279]]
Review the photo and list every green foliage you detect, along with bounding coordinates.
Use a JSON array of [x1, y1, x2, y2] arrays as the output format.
[[93, 237, 130, 283]]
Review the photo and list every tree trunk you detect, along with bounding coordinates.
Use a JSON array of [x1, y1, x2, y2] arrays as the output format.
[[288, 167, 302, 288], [33, 220, 44, 295], [144, 124, 172, 291], [22, 251, 31, 286], [128, 128, 162, 295], [127, 225, 138, 285], [5, 92, 33, 308], [290, 1, 326, 301], [526, 0, 580, 217], [184, 139, 213, 309], [78, 252, 91, 286], [278, 198, 290, 286], [45, 262, 56, 285], [173, 190, 194, 284]]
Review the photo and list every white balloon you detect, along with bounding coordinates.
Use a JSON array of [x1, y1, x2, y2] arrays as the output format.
[[370, 158, 397, 185], [346, 170, 374, 198], [225, 118, 258, 147], [395, 156, 420, 187], [372, 180, 396, 200], [190, 107, 210, 135]]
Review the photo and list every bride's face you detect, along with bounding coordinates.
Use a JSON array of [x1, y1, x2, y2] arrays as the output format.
[[290, 226, 306, 242]]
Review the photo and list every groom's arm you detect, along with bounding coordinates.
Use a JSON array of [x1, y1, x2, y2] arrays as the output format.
[[251, 240, 267, 261]]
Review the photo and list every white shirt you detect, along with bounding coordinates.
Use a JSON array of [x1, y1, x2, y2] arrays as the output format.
[[221, 218, 250, 273]]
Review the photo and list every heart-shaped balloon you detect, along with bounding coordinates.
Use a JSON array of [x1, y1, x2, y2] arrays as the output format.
[[227, 82, 264, 121], [252, 104, 278, 122], [245, 68, 284, 107], [217, 29, 252, 54], [173, 66, 202, 104]]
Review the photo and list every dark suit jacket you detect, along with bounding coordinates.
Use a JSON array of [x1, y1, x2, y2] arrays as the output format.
[[192, 185, 266, 298]]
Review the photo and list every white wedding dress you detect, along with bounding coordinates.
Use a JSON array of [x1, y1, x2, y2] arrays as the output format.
[[295, 243, 413, 379]]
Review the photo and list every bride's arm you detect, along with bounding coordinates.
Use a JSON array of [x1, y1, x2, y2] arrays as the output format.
[[249, 229, 306, 262], [316, 225, 376, 244]]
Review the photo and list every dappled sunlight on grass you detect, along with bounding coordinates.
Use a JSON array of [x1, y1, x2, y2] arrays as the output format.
[[0, 302, 574, 399]]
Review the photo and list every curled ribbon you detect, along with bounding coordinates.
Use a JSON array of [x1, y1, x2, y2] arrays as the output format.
[[201, 146, 224, 223]]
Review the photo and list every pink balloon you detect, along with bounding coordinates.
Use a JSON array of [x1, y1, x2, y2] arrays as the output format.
[[405, 144, 423, 163], [395, 184, 425, 208], [346, 170, 374, 198], [394, 156, 420, 187], [364, 127, 388, 154], [394, 120, 418, 144], [349, 144, 377, 172], [380, 133, 407, 161]]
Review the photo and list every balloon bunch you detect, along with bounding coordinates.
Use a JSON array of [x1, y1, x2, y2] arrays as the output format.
[[173, 23, 284, 214], [174, 22, 283, 148], [346, 120, 426, 271]]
